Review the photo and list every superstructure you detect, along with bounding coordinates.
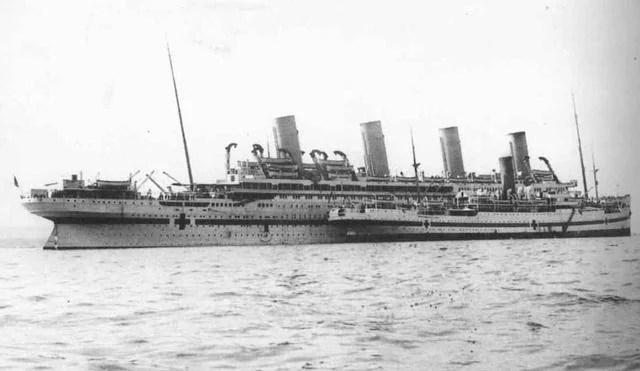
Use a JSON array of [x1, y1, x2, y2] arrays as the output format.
[[20, 50, 631, 249]]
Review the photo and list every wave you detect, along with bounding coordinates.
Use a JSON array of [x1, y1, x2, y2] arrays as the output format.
[[355, 335, 419, 349], [539, 292, 640, 307], [209, 291, 241, 297], [564, 353, 640, 370], [547, 280, 581, 285], [343, 286, 376, 294]]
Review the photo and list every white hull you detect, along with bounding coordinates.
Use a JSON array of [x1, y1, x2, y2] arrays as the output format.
[[23, 196, 631, 248], [24, 197, 346, 249], [41, 223, 346, 249], [329, 206, 631, 242]]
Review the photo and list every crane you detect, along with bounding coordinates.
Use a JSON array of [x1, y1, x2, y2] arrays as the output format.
[[333, 150, 349, 166], [128, 170, 141, 182], [225, 143, 238, 174], [136, 170, 155, 190], [251, 144, 270, 178], [310, 149, 329, 180], [145, 172, 167, 195], [162, 171, 182, 185], [538, 156, 560, 183]]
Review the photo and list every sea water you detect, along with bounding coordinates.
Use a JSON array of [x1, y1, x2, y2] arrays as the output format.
[[0, 236, 639, 370]]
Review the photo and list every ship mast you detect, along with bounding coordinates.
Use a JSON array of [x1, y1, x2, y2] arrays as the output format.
[[167, 44, 195, 192], [410, 128, 421, 201], [592, 148, 600, 202], [571, 93, 588, 199], [266, 136, 271, 158]]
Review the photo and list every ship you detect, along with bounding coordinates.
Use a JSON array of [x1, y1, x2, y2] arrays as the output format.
[[327, 98, 631, 242], [20, 50, 631, 249], [327, 188, 631, 242]]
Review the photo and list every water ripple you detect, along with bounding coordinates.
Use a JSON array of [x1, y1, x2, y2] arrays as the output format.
[[0, 236, 637, 370]]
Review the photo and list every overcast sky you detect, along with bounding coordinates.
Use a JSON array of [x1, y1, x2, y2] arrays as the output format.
[[1, 0, 639, 234]]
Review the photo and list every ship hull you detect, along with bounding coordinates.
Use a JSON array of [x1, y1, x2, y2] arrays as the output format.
[[329, 207, 632, 243], [342, 228, 630, 243], [24, 197, 347, 249], [23, 196, 631, 249], [40, 223, 347, 249]]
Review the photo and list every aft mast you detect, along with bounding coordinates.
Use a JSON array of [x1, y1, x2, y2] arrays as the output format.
[[592, 148, 600, 202], [571, 93, 589, 199], [167, 43, 195, 192], [410, 128, 421, 201]]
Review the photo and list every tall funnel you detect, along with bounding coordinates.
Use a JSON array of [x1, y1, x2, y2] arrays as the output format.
[[438, 126, 465, 178], [360, 121, 390, 177], [508, 131, 531, 179], [273, 115, 302, 166], [499, 156, 515, 199]]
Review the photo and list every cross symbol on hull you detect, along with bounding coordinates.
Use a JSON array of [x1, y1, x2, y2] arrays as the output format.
[[178, 213, 187, 230]]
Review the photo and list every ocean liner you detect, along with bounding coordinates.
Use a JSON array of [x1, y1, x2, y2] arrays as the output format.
[[327, 98, 631, 242], [21, 51, 631, 249]]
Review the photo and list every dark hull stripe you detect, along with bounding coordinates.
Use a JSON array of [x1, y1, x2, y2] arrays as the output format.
[[159, 201, 213, 207], [53, 218, 329, 226], [195, 219, 328, 226], [43, 228, 631, 249], [44, 245, 201, 250], [52, 214, 630, 228], [346, 228, 631, 242], [331, 215, 630, 228], [44, 244, 290, 250], [56, 217, 171, 225], [331, 219, 424, 226]]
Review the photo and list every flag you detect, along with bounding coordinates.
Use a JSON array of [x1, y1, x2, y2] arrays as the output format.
[[13, 176, 19, 188]]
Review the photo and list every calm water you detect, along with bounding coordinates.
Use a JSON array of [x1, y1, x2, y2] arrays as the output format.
[[0, 236, 639, 370]]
